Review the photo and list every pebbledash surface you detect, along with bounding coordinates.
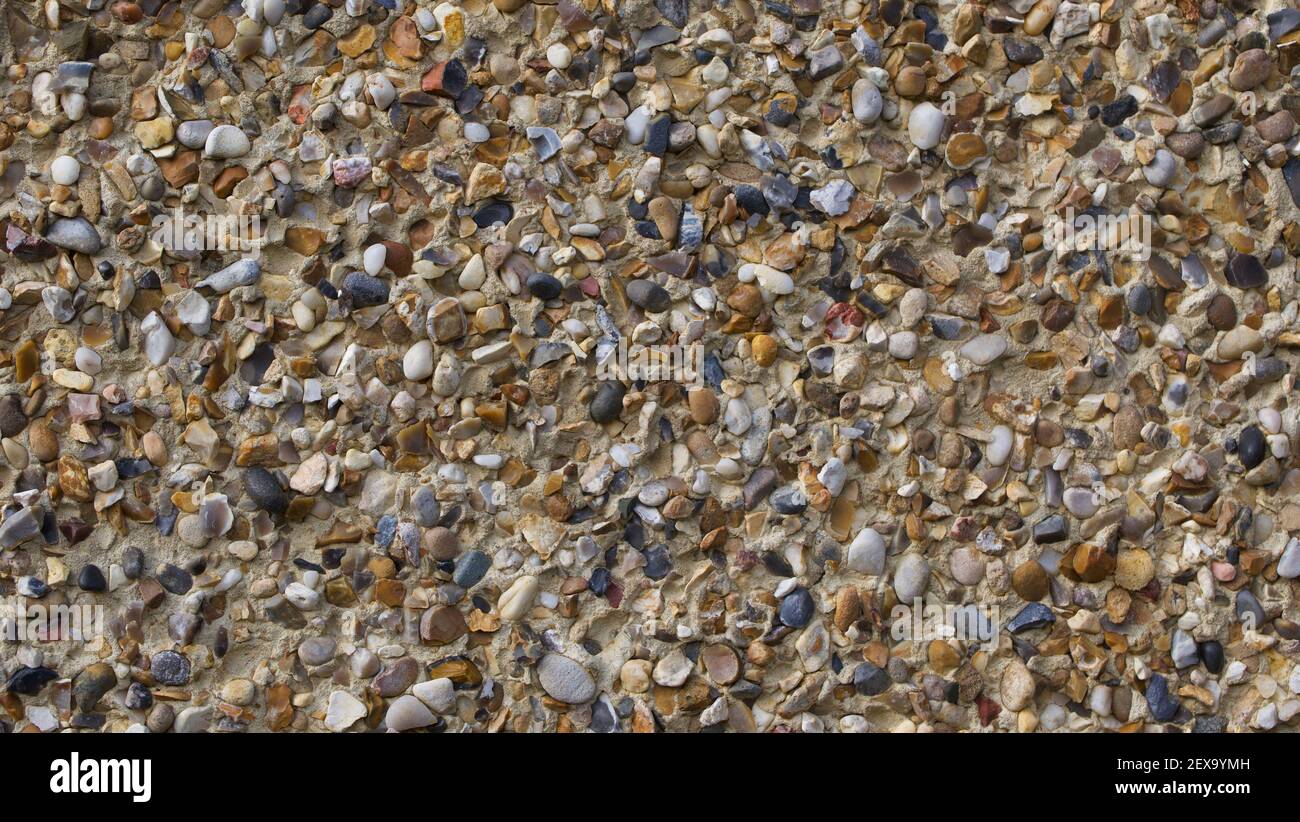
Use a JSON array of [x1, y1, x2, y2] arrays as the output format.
[[0, 0, 1297, 735]]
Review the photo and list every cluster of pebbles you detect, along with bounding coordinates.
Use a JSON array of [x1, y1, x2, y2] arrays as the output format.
[[4, 0, 1300, 734]]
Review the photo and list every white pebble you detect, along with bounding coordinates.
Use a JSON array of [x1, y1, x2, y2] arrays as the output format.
[[907, 102, 946, 150], [204, 124, 252, 159], [363, 243, 387, 275], [51, 155, 80, 185], [986, 425, 1013, 466], [403, 339, 434, 381], [546, 43, 572, 69], [74, 346, 102, 375]]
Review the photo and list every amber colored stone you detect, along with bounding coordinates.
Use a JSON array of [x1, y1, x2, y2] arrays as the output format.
[[751, 333, 778, 366], [1025, 351, 1058, 369], [475, 401, 507, 430], [317, 522, 363, 547], [427, 656, 482, 687], [832, 586, 861, 632], [284, 226, 324, 256], [1072, 544, 1116, 583], [13, 339, 37, 382], [235, 433, 281, 466], [338, 24, 376, 58], [265, 683, 293, 731], [286, 496, 315, 522], [1096, 295, 1124, 329], [138, 578, 166, 608], [1239, 549, 1269, 575], [945, 132, 988, 168], [727, 284, 764, 317], [323, 577, 357, 607], [374, 578, 406, 607]]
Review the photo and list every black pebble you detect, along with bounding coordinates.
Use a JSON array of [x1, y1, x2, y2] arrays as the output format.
[[1003, 39, 1043, 64], [642, 545, 672, 580], [1126, 283, 1152, 315], [526, 272, 562, 300], [158, 563, 194, 595], [1032, 513, 1068, 543], [645, 114, 671, 157], [734, 184, 769, 215], [1007, 602, 1056, 633], [1146, 673, 1180, 722], [5, 666, 58, 695], [1226, 254, 1268, 290], [1100, 94, 1138, 127], [1199, 640, 1225, 674], [1238, 425, 1265, 469], [472, 200, 513, 228], [589, 380, 627, 423], [342, 272, 389, 308], [77, 564, 107, 592], [243, 467, 289, 515], [611, 72, 636, 94], [626, 279, 671, 312], [0, 394, 28, 438]]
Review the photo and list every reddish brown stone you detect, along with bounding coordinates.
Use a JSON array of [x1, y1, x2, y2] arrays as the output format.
[[138, 578, 166, 608], [158, 151, 200, 188], [1041, 299, 1076, 332], [213, 166, 248, 198]]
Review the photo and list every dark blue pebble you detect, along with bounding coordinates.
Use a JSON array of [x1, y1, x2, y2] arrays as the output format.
[[779, 586, 814, 628], [472, 200, 513, 228], [1007, 602, 1055, 633], [853, 661, 892, 696], [151, 651, 192, 686], [452, 550, 490, 588], [1146, 673, 1179, 722], [376, 515, 397, 549], [642, 545, 671, 580], [5, 666, 58, 695], [342, 272, 389, 308]]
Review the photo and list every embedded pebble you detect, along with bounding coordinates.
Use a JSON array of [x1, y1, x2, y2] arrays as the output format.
[[0, 0, 1293, 739]]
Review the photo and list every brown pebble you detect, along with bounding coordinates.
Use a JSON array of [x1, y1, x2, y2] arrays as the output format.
[[1206, 293, 1238, 331], [423, 526, 460, 560], [687, 387, 719, 424], [1011, 560, 1049, 601]]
